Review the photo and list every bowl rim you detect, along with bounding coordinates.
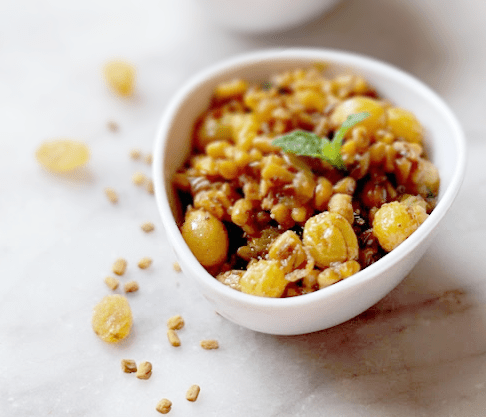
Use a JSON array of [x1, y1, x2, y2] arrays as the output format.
[[153, 47, 466, 310]]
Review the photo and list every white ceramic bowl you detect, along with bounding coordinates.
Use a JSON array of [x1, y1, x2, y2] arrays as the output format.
[[153, 48, 466, 335], [194, 0, 342, 33]]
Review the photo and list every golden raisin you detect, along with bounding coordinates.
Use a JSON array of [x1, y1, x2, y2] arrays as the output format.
[[92, 295, 133, 343], [36, 139, 90, 173]]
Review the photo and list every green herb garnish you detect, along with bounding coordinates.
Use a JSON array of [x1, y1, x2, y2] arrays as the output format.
[[272, 112, 370, 170]]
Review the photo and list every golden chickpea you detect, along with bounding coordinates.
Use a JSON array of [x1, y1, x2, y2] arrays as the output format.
[[330, 97, 386, 135], [386, 107, 423, 144], [181, 209, 229, 268], [268, 230, 307, 274], [239, 259, 288, 298], [372, 201, 428, 252], [303, 212, 359, 269]]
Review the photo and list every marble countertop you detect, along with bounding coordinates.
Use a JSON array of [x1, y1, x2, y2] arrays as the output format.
[[2, 1, 486, 416]]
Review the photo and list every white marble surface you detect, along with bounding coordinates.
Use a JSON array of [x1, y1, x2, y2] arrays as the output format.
[[2, 1, 486, 416]]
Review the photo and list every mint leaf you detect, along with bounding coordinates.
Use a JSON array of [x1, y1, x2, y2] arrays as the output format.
[[272, 130, 325, 159], [272, 112, 369, 170]]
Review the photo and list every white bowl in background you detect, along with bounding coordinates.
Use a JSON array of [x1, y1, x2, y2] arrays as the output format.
[[194, 0, 342, 33], [153, 48, 466, 335]]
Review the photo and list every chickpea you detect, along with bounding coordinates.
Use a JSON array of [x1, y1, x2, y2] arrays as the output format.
[[330, 97, 386, 135], [303, 212, 359, 269], [181, 209, 229, 268], [268, 230, 307, 274], [386, 107, 423, 144], [328, 193, 354, 225], [372, 201, 428, 252], [239, 259, 288, 298]]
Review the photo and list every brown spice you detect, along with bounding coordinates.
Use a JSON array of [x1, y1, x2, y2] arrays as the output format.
[[112, 258, 127, 276], [200, 339, 219, 350], [136, 361, 152, 380], [155, 399, 172, 414], [146, 179, 154, 195], [124, 280, 139, 293], [132, 171, 146, 186], [186, 385, 200, 402], [167, 315, 184, 330], [141, 222, 155, 233], [104, 276, 119, 290], [129, 148, 141, 160], [137, 257, 152, 269], [121, 359, 137, 373], [104, 187, 118, 204], [144, 154, 153, 165], [167, 329, 181, 347]]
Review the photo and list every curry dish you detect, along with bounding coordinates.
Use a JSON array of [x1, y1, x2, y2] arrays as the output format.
[[172, 66, 439, 298]]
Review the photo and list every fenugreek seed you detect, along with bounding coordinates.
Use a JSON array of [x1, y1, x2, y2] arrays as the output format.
[[138, 257, 152, 269], [167, 315, 184, 330], [186, 385, 200, 402], [144, 154, 153, 165], [129, 148, 141, 160], [124, 280, 139, 293], [104, 276, 119, 290], [167, 329, 181, 347], [132, 171, 146, 186], [146, 179, 154, 195], [107, 121, 119, 132], [105, 187, 118, 204], [200, 339, 219, 350], [173, 262, 181, 272], [156, 399, 172, 414], [141, 222, 155, 233], [136, 361, 152, 380], [121, 359, 137, 373], [112, 258, 127, 276]]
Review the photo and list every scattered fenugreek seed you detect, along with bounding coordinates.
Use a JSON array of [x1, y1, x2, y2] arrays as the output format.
[[146, 179, 154, 195], [121, 359, 137, 373], [173, 262, 181, 272], [186, 385, 200, 402], [129, 148, 141, 160], [141, 222, 155, 233], [138, 257, 152, 269], [167, 315, 184, 331], [124, 280, 139, 293], [144, 154, 153, 165], [136, 361, 152, 380], [200, 339, 219, 350], [167, 329, 181, 347], [112, 258, 127, 276], [156, 399, 172, 414], [105, 187, 118, 204], [132, 171, 146, 186], [107, 121, 119, 132], [104, 276, 119, 290]]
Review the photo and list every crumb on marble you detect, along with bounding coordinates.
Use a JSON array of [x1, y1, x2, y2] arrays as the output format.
[[186, 385, 200, 402], [107, 121, 119, 132], [144, 154, 153, 165], [121, 359, 137, 373], [136, 361, 152, 380], [104, 276, 119, 290], [146, 179, 154, 195], [173, 262, 181, 272], [104, 187, 118, 204], [132, 171, 146, 186], [167, 315, 184, 331], [167, 329, 181, 347], [137, 257, 152, 269], [112, 258, 127, 276], [129, 148, 141, 160], [200, 339, 219, 350], [141, 222, 155, 232], [156, 398, 172, 414], [124, 280, 139, 293]]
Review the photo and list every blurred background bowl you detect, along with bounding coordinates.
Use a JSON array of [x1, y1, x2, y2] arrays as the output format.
[[153, 48, 466, 335], [194, 0, 342, 33]]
